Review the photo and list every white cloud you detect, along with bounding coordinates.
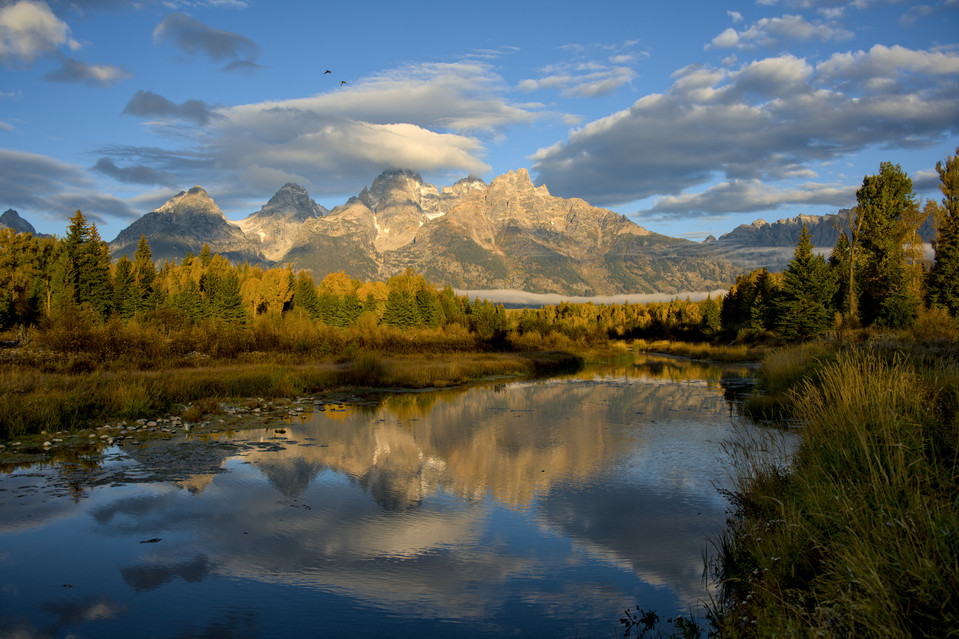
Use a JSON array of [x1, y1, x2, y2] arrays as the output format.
[[727, 10, 744, 22], [706, 13, 853, 50], [517, 42, 639, 98], [532, 46, 959, 214], [642, 179, 857, 216], [101, 62, 535, 203], [0, 0, 80, 65]]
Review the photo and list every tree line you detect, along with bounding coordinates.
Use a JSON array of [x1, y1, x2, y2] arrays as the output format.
[[1, 149, 956, 347], [719, 149, 959, 341]]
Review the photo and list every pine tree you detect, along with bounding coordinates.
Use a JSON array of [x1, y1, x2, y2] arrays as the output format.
[[214, 271, 248, 324], [113, 257, 137, 319], [415, 288, 442, 328], [699, 296, 721, 338], [829, 232, 852, 317], [336, 292, 363, 327], [132, 234, 158, 313], [292, 271, 321, 319], [382, 289, 420, 328], [855, 162, 919, 328], [82, 223, 113, 317], [774, 224, 838, 340], [926, 147, 959, 316]]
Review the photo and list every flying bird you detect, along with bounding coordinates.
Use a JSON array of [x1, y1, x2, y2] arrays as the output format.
[[324, 70, 331, 74], [340, 80, 347, 85]]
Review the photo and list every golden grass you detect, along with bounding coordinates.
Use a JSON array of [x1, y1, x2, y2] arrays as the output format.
[[715, 340, 959, 637]]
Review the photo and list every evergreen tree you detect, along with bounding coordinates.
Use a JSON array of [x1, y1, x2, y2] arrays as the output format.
[[113, 257, 137, 319], [699, 296, 721, 339], [214, 271, 248, 324], [292, 271, 321, 319], [774, 224, 838, 340], [336, 292, 363, 327], [829, 232, 852, 317], [855, 162, 918, 328], [316, 292, 339, 325], [926, 147, 959, 316], [415, 288, 442, 328], [382, 289, 420, 328], [132, 234, 158, 313], [81, 222, 113, 317]]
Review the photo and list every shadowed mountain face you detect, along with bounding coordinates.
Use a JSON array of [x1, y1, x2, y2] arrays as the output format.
[[109, 186, 265, 264], [1, 209, 40, 235]]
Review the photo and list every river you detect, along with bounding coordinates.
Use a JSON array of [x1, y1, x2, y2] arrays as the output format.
[[0, 355, 792, 638]]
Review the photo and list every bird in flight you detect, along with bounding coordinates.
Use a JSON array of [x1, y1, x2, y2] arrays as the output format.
[[340, 80, 348, 85], [324, 70, 331, 74]]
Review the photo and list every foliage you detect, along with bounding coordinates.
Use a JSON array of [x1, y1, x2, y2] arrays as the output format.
[[855, 161, 919, 328], [926, 147, 959, 316], [772, 224, 837, 340]]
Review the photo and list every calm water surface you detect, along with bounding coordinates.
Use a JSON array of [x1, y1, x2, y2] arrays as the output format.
[[0, 356, 789, 638]]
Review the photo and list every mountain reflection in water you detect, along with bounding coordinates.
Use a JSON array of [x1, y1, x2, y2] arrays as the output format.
[[0, 357, 791, 638]]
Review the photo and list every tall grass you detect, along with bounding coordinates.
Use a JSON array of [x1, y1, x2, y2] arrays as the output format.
[[715, 342, 959, 637]]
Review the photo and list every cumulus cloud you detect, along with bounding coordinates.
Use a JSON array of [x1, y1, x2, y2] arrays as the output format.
[[642, 179, 857, 217], [706, 13, 853, 50], [121, 89, 220, 125], [102, 62, 537, 204], [229, 61, 539, 135], [532, 45, 959, 213], [0, 148, 138, 226], [44, 56, 130, 86], [153, 12, 258, 68], [0, 0, 79, 65]]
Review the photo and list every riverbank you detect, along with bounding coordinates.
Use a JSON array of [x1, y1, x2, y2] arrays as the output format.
[[714, 336, 959, 637], [0, 344, 600, 463]]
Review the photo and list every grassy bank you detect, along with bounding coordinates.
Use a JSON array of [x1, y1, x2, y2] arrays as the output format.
[[632, 338, 767, 363], [715, 337, 959, 637], [0, 349, 585, 445]]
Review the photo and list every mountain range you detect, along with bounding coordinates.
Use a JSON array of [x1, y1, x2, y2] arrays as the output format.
[[5, 169, 939, 296]]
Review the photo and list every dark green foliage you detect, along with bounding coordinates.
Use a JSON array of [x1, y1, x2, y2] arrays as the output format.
[[382, 290, 420, 328], [132, 234, 160, 313], [292, 271, 320, 319], [773, 224, 837, 340], [720, 269, 779, 339], [469, 299, 508, 340], [829, 232, 852, 316], [113, 257, 136, 319], [699, 296, 722, 338], [212, 271, 248, 324], [415, 288, 442, 328], [927, 147, 959, 316], [855, 162, 919, 328], [337, 292, 363, 327]]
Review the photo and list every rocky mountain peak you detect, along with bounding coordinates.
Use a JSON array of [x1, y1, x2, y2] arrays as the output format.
[[255, 183, 328, 221], [363, 169, 439, 212], [155, 186, 225, 219], [0, 209, 37, 234]]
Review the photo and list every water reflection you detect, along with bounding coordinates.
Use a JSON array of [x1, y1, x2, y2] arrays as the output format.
[[0, 356, 782, 638]]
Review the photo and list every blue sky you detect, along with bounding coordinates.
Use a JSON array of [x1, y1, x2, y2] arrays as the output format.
[[1, 0, 958, 241]]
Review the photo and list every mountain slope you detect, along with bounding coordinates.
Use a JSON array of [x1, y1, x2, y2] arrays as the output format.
[[110, 186, 264, 263]]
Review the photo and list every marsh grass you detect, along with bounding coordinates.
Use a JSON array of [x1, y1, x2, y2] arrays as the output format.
[[0, 349, 584, 440], [632, 339, 766, 362], [715, 341, 959, 637]]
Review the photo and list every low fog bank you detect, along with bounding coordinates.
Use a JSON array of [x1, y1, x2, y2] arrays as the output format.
[[455, 289, 729, 309]]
